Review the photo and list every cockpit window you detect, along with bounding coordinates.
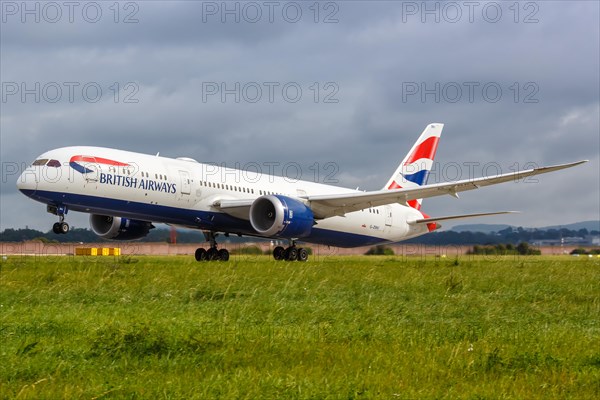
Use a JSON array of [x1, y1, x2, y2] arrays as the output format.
[[46, 159, 61, 168], [32, 159, 48, 166]]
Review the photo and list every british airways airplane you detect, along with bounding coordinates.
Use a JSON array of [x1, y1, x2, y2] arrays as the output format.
[[16, 124, 586, 261]]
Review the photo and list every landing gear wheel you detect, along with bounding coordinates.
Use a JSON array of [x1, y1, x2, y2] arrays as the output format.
[[218, 249, 230, 261], [286, 247, 298, 261], [53, 222, 69, 234], [49, 205, 69, 235], [195, 248, 207, 262], [297, 248, 308, 262], [206, 247, 219, 261], [273, 246, 285, 261]]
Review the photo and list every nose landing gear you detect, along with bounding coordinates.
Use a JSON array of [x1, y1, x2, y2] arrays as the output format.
[[48, 204, 70, 234]]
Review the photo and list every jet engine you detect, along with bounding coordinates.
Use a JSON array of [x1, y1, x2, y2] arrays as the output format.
[[249, 195, 314, 238], [90, 214, 154, 240]]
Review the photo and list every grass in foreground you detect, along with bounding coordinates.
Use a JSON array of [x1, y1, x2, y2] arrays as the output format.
[[1, 254, 599, 399]]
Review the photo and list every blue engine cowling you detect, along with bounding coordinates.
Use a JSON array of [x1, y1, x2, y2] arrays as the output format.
[[90, 214, 154, 240], [249, 195, 314, 238]]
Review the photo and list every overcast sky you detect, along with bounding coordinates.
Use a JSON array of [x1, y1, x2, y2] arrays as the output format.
[[1, 0, 598, 232]]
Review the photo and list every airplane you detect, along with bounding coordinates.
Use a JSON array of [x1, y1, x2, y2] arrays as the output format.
[[16, 123, 586, 262]]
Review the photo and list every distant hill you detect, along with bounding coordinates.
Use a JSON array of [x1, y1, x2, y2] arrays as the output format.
[[450, 224, 512, 233], [451, 220, 599, 233], [541, 221, 599, 232]]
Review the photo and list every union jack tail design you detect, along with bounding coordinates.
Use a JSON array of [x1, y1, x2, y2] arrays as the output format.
[[383, 123, 443, 211]]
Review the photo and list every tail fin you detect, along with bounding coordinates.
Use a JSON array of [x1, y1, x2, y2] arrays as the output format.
[[383, 123, 443, 210]]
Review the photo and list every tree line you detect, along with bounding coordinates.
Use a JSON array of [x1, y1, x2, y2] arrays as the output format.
[[0, 226, 597, 245]]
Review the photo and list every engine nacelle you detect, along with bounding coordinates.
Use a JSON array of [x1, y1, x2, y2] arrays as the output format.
[[90, 214, 154, 240], [249, 195, 314, 238]]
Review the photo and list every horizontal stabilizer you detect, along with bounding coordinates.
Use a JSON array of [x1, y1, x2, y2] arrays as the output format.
[[408, 211, 519, 225]]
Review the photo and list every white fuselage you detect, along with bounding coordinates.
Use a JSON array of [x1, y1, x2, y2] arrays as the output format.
[[17, 146, 430, 247]]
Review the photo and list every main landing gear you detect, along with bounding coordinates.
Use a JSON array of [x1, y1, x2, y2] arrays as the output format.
[[48, 204, 70, 234], [195, 231, 229, 262], [273, 240, 309, 262]]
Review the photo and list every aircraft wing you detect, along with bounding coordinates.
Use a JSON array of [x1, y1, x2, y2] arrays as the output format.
[[213, 160, 586, 220], [212, 199, 254, 220], [305, 160, 587, 218]]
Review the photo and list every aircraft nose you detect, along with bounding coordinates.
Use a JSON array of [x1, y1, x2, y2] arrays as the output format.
[[16, 167, 38, 196]]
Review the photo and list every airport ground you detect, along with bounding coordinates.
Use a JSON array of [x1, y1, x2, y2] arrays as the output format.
[[1, 254, 598, 399]]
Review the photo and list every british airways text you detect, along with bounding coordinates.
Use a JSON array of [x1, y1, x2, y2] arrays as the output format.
[[99, 173, 177, 194]]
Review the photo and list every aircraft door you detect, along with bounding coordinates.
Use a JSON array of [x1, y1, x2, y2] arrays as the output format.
[[179, 170, 191, 195], [385, 205, 393, 227]]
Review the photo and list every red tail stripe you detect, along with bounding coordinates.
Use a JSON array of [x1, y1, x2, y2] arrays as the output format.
[[404, 136, 440, 165], [420, 211, 438, 232], [386, 181, 422, 210], [408, 199, 421, 210]]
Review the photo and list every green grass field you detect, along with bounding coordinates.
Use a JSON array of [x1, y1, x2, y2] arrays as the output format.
[[1, 254, 598, 399]]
